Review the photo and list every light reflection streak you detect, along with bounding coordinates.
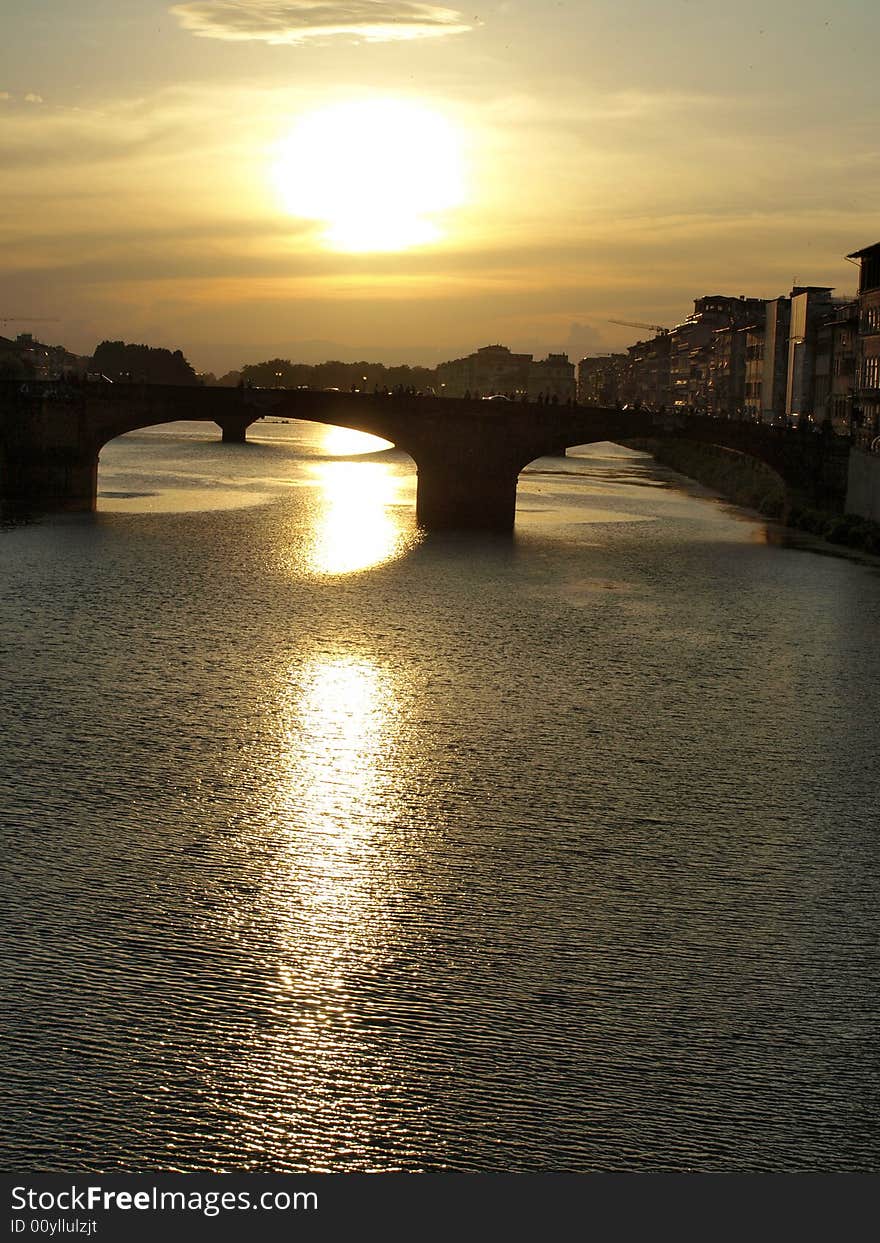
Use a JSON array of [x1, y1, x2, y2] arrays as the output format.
[[213, 655, 416, 1169], [321, 425, 393, 456], [271, 656, 400, 998], [307, 459, 411, 576]]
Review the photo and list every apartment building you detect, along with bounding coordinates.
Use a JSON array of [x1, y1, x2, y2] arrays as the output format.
[[669, 295, 765, 411], [758, 297, 792, 423], [743, 324, 765, 420], [708, 324, 753, 419], [813, 301, 859, 432], [847, 242, 880, 444], [578, 354, 627, 405], [621, 333, 671, 408], [785, 287, 838, 422]]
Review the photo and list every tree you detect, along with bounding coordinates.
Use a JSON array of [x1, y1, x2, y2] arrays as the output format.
[[239, 359, 297, 388], [90, 341, 199, 385]]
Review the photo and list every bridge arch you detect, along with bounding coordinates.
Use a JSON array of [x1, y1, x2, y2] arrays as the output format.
[[607, 419, 847, 518], [91, 407, 419, 520]]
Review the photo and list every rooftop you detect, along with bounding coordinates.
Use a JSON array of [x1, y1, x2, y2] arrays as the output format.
[[846, 242, 880, 260]]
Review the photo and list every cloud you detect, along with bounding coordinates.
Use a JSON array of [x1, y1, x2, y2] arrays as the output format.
[[169, 1, 474, 45], [0, 91, 45, 104], [0, 95, 200, 171]]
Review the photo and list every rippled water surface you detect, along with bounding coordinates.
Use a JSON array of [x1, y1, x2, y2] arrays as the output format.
[[2, 419, 879, 1172]]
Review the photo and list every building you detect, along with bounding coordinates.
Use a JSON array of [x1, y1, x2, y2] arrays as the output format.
[[583, 260, 877, 431], [813, 301, 858, 433], [758, 297, 792, 424], [527, 353, 576, 402], [0, 334, 22, 377], [784, 286, 839, 423], [847, 242, 880, 446], [668, 295, 765, 412], [435, 345, 531, 398], [707, 324, 753, 419], [0, 332, 84, 380], [620, 333, 671, 409], [435, 345, 575, 401], [578, 354, 627, 405], [743, 323, 765, 421]]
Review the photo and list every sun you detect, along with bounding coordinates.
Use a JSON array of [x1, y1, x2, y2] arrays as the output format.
[[272, 98, 465, 253]]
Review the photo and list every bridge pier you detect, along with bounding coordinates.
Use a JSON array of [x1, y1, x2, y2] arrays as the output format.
[[415, 459, 519, 531], [1, 444, 98, 514], [216, 415, 256, 444]]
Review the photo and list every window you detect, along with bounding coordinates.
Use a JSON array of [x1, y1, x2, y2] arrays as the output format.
[[862, 356, 880, 389]]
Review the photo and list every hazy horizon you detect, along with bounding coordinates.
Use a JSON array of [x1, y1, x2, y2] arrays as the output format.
[[65, 324, 619, 375]]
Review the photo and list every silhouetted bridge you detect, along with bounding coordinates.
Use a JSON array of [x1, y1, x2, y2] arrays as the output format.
[[0, 382, 850, 530]]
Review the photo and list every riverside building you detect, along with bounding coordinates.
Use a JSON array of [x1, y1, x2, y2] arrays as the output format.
[[847, 242, 880, 445]]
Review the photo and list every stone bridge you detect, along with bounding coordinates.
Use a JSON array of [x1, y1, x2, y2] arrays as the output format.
[[0, 381, 850, 529]]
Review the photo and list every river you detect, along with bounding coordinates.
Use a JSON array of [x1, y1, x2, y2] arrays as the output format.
[[1, 419, 878, 1172]]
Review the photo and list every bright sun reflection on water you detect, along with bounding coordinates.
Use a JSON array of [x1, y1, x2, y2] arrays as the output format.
[[272, 655, 401, 987], [321, 425, 393, 456], [307, 459, 413, 576], [218, 656, 407, 1169], [284, 656, 396, 852]]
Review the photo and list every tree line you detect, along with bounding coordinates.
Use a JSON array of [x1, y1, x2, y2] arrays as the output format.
[[3, 336, 439, 391], [202, 358, 436, 392], [91, 341, 200, 385]]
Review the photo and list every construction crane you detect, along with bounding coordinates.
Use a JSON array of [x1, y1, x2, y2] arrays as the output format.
[[607, 318, 670, 335]]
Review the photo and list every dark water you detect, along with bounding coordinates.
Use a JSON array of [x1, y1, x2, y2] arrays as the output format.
[[1, 420, 878, 1172]]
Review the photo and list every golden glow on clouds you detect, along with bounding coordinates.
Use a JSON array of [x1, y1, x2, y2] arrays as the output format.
[[272, 99, 465, 252], [1, 71, 874, 355], [170, 0, 474, 45]]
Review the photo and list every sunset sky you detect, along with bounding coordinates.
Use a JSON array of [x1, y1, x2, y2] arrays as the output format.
[[2, 1, 878, 372]]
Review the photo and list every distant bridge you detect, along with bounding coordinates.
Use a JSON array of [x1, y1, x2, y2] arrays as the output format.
[[0, 382, 850, 530]]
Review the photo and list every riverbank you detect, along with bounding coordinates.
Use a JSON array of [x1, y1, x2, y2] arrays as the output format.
[[631, 438, 880, 554]]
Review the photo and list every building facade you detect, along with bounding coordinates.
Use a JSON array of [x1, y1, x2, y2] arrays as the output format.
[[847, 242, 880, 446], [435, 345, 575, 401], [668, 296, 765, 412], [578, 354, 627, 405], [527, 353, 576, 401], [759, 297, 792, 423], [0, 332, 83, 380], [707, 324, 753, 419], [785, 287, 838, 423], [436, 345, 532, 398], [743, 324, 765, 420], [813, 301, 859, 432], [621, 334, 671, 409]]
